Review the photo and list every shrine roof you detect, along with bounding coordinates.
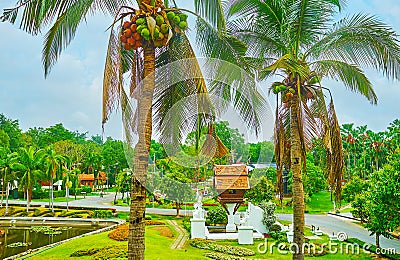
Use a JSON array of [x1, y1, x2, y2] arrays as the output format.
[[214, 164, 248, 176]]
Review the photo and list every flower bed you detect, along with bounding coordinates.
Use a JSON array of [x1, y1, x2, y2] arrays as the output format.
[[190, 239, 255, 257]]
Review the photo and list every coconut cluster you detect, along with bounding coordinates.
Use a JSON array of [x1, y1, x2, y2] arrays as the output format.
[[273, 83, 315, 108], [120, 11, 188, 50]]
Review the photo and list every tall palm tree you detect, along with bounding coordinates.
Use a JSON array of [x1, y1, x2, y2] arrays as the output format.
[[42, 145, 67, 212], [14, 147, 44, 212], [218, 1, 400, 259], [1, 1, 261, 259]]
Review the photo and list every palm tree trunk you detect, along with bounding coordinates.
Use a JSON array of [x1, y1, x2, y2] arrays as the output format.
[[50, 179, 54, 212], [290, 96, 305, 260], [5, 182, 9, 215], [26, 188, 30, 212], [1, 176, 4, 208], [66, 184, 69, 211], [128, 46, 155, 260]]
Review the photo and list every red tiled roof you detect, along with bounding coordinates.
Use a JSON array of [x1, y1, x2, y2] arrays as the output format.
[[78, 174, 95, 181]]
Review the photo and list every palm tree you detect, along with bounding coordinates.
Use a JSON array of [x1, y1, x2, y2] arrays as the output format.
[[42, 145, 67, 212], [1, 1, 263, 259], [0, 146, 7, 207], [0, 148, 19, 215], [14, 147, 44, 212], [220, 1, 400, 259]]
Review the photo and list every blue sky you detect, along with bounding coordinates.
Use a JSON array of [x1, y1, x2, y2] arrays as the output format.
[[0, 0, 400, 141]]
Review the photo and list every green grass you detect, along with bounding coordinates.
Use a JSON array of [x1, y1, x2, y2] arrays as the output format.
[[24, 218, 373, 260], [275, 191, 335, 214], [31, 197, 82, 203], [26, 223, 206, 260], [306, 191, 335, 214], [337, 207, 353, 213]]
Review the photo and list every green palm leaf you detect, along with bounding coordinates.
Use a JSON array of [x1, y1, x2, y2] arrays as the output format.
[[313, 59, 377, 104], [307, 14, 400, 80]]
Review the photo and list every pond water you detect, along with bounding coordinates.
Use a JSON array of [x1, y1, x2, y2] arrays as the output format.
[[0, 220, 113, 259]]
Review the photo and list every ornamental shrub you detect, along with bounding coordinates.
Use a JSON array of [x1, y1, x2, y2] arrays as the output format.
[[108, 224, 129, 241], [206, 206, 227, 226], [190, 239, 255, 256]]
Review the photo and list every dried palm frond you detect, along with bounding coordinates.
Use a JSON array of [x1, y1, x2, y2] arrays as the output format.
[[201, 124, 229, 159], [327, 100, 344, 205], [275, 96, 286, 205], [102, 25, 124, 128], [153, 33, 214, 151]]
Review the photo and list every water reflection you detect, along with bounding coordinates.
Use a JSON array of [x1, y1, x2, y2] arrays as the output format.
[[0, 224, 101, 259]]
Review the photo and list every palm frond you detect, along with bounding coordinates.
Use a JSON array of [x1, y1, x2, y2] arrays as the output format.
[[195, 17, 268, 136], [1, 0, 133, 76], [327, 99, 344, 204], [313, 59, 377, 104], [307, 14, 400, 80], [102, 25, 124, 127], [41, 0, 94, 77], [207, 63, 269, 136], [153, 34, 214, 151], [286, 0, 340, 52], [196, 17, 247, 64], [226, 0, 284, 29], [194, 0, 225, 30], [262, 54, 310, 79]]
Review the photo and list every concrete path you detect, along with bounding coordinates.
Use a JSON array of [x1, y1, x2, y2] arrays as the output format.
[[278, 214, 400, 252], [167, 220, 189, 249]]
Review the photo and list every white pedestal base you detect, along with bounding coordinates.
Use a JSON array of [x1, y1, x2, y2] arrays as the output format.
[[238, 226, 254, 245], [287, 231, 294, 243], [191, 218, 206, 239], [226, 215, 236, 232], [225, 203, 237, 233]]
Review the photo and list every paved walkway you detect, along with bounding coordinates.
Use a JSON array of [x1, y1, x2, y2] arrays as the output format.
[[278, 214, 400, 252], [167, 220, 189, 249]]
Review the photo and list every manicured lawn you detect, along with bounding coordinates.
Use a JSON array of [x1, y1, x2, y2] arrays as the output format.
[[275, 191, 336, 214], [26, 224, 206, 260], [337, 207, 353, 213], [27, 231, 122, 260], [24, 219, 373, 260], [31, 197, 82, 203], [306, 191, 335, 214]]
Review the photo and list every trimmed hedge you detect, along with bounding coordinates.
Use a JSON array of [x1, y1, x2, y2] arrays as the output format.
[[70, 248, 100, 257], [92, 210, 113, 219], [92, 245, 127, 260], [204, 252, 248, 260], [190, 239, 255, 257]]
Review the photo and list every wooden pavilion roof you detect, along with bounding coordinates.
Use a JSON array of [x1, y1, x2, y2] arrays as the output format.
[[214, 165, 250, 190]]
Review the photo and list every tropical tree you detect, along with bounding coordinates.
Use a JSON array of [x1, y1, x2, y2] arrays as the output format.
[[115, 169, 132, 204], [366, 154, 400, 250], [0, 114, 23, 151], [14, 147, 44, 212], [42, 145, 67, 212], [60, 157, 77, 212], [0, 148, 19, 215], [221, 1, 400, 259]]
